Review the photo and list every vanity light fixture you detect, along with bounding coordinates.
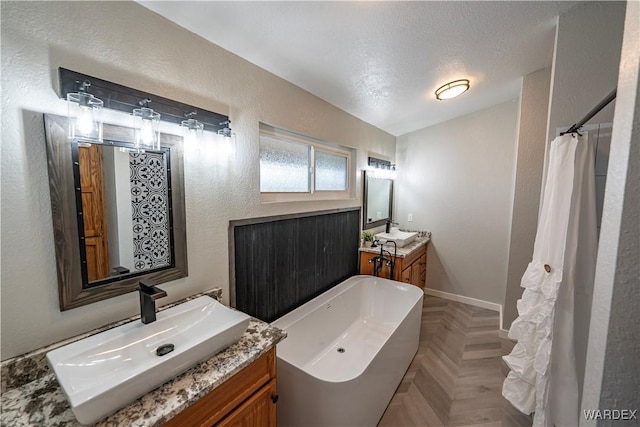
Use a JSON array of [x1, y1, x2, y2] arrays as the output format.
[[58, 68, 231, 146], [180, 112, 204, 145], [66, 80, 103, 144], [369, 167, 396, 180], [217, 120, 236, 158], [132, 99, 161, 151], [367, 156, 397, 180], [217, 120, 234, 139], [435, 79, 470, 100]]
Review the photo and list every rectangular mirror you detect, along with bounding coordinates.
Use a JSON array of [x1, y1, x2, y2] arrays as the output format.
[[362, 170, 393, 230], [44, 114, 187, 310]]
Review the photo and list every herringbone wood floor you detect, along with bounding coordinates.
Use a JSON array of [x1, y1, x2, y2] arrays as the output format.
[[378, 295, 532, 427]]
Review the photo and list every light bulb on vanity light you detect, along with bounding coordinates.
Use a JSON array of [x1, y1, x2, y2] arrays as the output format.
[[180, 115, 204, 146], [133, 102, 160, 151], [76, 104, 95, 135], [217, 120, 236, 159], [67, 81, 103, 144], [369, 167, 397, 180]]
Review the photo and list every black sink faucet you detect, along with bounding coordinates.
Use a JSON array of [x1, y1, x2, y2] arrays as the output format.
[[138, 280, 167, 324], [385, 219, 399, 233]]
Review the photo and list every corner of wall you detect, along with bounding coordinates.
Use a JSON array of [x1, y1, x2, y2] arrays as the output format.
[[502, 67, 552, 330]]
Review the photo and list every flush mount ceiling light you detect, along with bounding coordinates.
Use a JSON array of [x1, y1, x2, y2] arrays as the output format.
[[435, 79, 470, 100]]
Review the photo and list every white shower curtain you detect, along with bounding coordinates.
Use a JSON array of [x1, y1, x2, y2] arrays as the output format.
[[502, 133, 597, 427]]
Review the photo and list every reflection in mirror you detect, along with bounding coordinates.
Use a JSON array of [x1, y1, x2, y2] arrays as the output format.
[[77, 144, 173, 285], [44, 114, 187, 311], [366, 178, 392, 222], [362, 170, 393, 230]]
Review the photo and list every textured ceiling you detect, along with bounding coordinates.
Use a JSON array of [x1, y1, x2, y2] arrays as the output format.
[[138, 1, 581, 136]]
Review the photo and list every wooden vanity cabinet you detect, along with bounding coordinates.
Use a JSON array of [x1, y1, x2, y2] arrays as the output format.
[[218, 378, 277, 427], [359, 243, 427, 288], [360, 251, 394, 280], [164, 347, 277, 427]]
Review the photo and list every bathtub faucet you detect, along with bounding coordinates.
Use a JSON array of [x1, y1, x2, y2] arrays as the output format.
[[370, 244, 395, 278]]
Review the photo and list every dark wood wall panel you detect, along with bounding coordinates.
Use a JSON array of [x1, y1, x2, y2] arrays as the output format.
[[231, 208, 360, 323]]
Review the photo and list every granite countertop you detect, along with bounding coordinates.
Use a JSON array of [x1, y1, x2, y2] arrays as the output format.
[[0, 289, 286, 427], [360, 235, 430, 258]]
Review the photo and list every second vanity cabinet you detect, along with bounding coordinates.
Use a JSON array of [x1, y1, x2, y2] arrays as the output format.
[[359, 242, 427, 287], [164, 347, 277, 427]]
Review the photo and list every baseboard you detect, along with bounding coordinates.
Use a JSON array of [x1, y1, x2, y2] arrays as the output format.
[[423, 287, 503, 329]]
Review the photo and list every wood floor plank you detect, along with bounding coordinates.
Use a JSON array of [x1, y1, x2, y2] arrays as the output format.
[[406, 383, 446, 426], [421, 348, 459, 397], [377, 294, 532, 427], [458, 358, 502, 378], [447, 407, 503, 426], [454, 375, 504, 400], [413, 367, 453, 422]]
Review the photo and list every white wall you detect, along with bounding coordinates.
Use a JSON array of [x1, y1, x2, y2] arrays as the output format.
[[502, 67, 551, 330], [114, 150, 135, 271], [544, 1, 626, 182], [0, 1, 395, 359], [102, 147, 121, 268], [395, 100, 519, 305], [582, 0, 640, 421]]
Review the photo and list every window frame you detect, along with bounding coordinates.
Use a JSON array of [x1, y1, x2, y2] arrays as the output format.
[[259, 124, 354, 203]]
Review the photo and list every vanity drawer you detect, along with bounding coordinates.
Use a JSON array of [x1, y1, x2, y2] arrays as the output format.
[[164, 347, 276, 427], [218, 379, 277, 427]]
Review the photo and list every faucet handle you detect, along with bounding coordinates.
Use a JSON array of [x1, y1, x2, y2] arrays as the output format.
[[139, 280, 167, 300]]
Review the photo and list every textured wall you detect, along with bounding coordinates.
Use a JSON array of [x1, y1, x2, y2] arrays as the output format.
[[395, 100, 519, 305], [0, 1, 395, 359], [581, 0, 640, 423], [544, 1, 626, 182], [502, 67, 551, 330]]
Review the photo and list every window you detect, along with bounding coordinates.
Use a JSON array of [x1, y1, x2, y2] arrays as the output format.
[[260, 135, 311, 193], [315, 151, 348, 191], [259, 123, 354, 202]]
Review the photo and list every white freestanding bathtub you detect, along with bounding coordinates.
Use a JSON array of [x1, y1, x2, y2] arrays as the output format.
[[272, 275, 424, 427]]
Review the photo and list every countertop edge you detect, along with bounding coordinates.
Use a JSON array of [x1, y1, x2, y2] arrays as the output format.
[[359, 237, 430, 258]]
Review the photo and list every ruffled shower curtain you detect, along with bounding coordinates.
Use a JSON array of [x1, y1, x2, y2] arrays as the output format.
[[503, 133, 597, 427]]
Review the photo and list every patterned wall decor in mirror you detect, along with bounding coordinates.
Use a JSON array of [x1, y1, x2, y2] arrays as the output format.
[[44, 114, 187, 310]]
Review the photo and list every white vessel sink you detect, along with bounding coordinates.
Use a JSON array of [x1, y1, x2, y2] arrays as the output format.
[[47, 296, 250, 424], [375, 230, 418, 248]]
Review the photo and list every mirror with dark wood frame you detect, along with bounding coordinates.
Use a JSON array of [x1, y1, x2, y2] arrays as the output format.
[[44, 114, 188, 310], [362, 170, 393, 230]]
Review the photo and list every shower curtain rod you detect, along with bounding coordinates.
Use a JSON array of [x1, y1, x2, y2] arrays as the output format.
[[561, 88, 617, 135]]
